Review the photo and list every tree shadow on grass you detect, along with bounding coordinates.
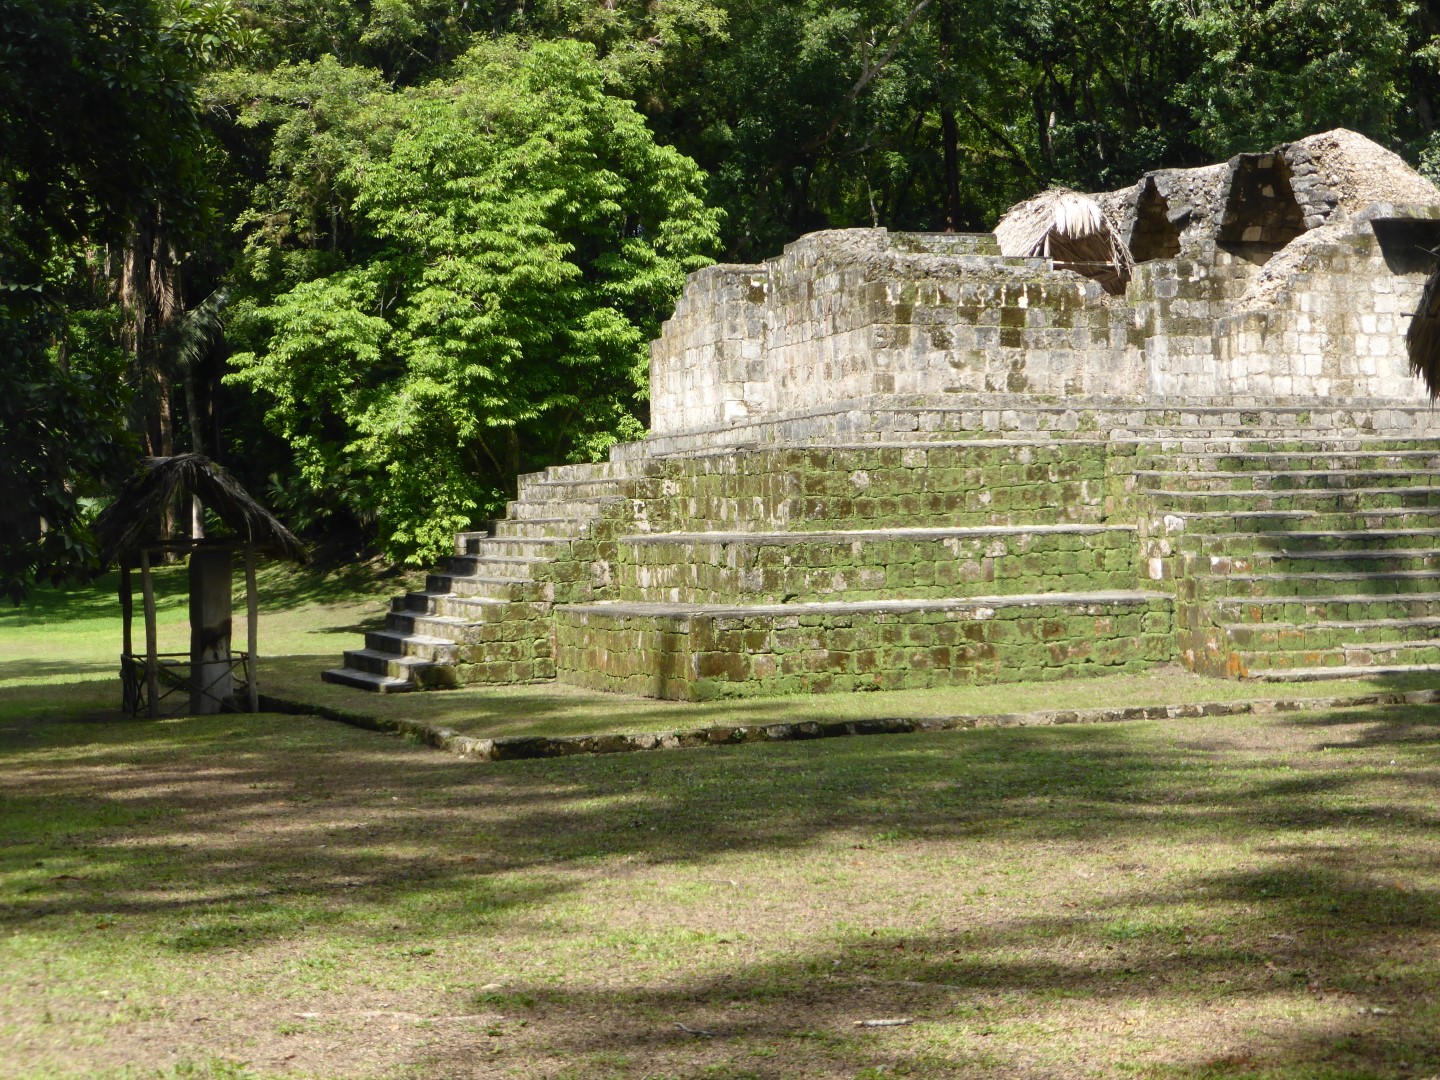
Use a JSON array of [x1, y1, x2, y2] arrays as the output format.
[[3, 701, 1439, 1075], [0, 658, 114, 681]]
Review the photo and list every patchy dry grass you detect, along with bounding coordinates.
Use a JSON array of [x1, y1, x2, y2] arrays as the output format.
[[3, 700, 1440, 1078], [5, 566, 1440, 1077]]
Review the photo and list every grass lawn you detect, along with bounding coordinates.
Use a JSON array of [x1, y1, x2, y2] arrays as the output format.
[[4, 566, 1440, 1077], [4, 560, 1436, 740]]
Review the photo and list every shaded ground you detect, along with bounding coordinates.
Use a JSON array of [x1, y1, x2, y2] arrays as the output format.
[[3, 700, 1440, 1079]]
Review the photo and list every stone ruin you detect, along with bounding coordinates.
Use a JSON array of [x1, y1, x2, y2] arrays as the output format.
[[325, 129, 1440, 699]]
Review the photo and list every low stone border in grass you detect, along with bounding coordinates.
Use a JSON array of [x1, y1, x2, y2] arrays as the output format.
[[261, 686, 1440, 762]]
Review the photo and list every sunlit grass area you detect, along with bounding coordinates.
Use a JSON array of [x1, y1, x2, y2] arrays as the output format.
[[0, 561, 413, 690]]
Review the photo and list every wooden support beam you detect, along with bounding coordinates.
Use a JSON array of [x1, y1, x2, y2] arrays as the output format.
[[140, 549, 159, 720], [245, 545, 259, 713]]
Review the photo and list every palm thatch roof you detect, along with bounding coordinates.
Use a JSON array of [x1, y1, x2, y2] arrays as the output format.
[[1408, 266, 1440, 400], [994, 188, 1135, 294], [94, 454, 307, 567]]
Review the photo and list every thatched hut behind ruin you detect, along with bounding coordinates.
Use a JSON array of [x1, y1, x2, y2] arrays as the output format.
[[994, 188, 1135, 294]]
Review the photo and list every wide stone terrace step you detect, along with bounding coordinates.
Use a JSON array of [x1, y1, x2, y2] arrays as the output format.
[[619, 397, 1440, 459], [555, 590, 1173, 700], [612, 525, 1138, 604], [1248, 663, 1440, 683]]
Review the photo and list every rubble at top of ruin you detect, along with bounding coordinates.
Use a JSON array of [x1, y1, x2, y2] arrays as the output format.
[[1095, 128, 1440, 267]]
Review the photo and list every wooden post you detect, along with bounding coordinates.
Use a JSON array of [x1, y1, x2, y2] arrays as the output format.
[[188, 547, 233, 714], [244, 545, 259, 713], [140, 549, 159, 719], [119, 562, 135, 714], [119, 563, 133, 659]]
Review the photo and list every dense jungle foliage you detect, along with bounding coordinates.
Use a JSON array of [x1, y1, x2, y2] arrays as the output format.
[[4, 0, 1440, 592]]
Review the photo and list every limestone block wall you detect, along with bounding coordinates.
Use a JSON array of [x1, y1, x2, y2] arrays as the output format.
[[1212, 215, 1430, 401], [555, 595, 1174, 700], [648, 263, 768, 434], [649, 204, 1437, 440], [650, 230, 1155, 436]]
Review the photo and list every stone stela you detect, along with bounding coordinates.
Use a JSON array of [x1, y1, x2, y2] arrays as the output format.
[[324, 129, 1440, 700]]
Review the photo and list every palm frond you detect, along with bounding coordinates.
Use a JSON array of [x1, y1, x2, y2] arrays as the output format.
[[93, 454, 307, 566]]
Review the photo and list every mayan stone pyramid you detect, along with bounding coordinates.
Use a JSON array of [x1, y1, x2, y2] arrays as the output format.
[[325, 130, 1440, 699]]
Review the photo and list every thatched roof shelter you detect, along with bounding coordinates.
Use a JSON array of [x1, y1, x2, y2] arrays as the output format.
[[94, 454, 305, 719], [1408, 266, 1440, 400], [994, 188, 1135, 294], [94, 453, 306, 567]]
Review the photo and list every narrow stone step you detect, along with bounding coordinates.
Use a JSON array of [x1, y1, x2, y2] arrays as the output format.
[[1147, 450, 1440, 473], [342, 647, 443, 682], [490, 517, 590, 539], [1212, 593, 1440, 622], [363, 630, 459, 663], [1198, 571, 1440, 599], [1224, 615, 1440, 640], [1138, 469, 1440, 492], [1239, 640, 1440, 671], [1213, 550, 1440, 575], [392, 591, 510, 615], [542, 460, 644, 482], [444, 553, 545, 579], [507, 497, 613, 520], [1143, 487, 1440, 511], [424, 572, 546, 601], [384, 610, 473, 639], [1170, 529, 1440, 555], [455, 534, 574, 558], [320, 667, 415, 693], [517, 477, 629, 500], [1152, 508, 1440, 534], [1131, 437, 1440, 455]]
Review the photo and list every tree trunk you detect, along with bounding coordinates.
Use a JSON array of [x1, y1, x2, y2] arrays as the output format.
[[937, 0, 961, 231]]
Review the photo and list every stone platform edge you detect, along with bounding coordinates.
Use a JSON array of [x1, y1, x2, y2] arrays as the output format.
[[259, 688, 1440, 763]]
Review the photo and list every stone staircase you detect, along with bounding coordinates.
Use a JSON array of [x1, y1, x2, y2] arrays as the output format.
[[1137, 437, 1440, 680], [321, 461, 632, 692], [323, 403, 1440, 699]]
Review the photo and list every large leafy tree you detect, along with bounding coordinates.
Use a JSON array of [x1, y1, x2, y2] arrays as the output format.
[[0, 0, 238, 600], [225, 39, 721, 561]]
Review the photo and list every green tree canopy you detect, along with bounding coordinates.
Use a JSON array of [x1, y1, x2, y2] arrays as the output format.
[[224, 38, 721, 561], [0, 0, 240, 600]]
